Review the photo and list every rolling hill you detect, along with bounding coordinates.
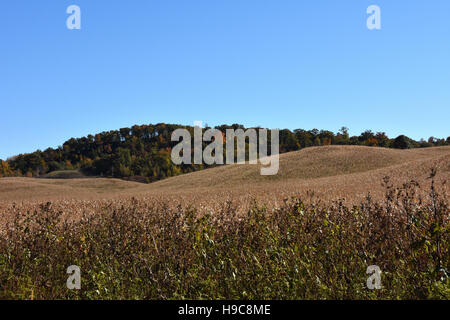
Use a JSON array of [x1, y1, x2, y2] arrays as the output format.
[[1, 145, 449, 203]]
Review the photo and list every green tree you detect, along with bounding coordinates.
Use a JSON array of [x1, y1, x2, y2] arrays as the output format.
[[393, 135, 413, 149]]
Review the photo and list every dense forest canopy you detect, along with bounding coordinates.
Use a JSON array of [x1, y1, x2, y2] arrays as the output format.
[[1, 123, 449, 182]]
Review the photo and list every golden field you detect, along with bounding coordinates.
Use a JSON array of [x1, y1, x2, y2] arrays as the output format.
[[1, 145, 449, 203], [0, 145, 448, 299], [0, 145, 448, 230]]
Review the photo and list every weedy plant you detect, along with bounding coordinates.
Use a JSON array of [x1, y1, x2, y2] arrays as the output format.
[[0, 170, 448, 300]]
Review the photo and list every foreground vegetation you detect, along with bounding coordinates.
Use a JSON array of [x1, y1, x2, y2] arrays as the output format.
[[0, 172, 448, 300]]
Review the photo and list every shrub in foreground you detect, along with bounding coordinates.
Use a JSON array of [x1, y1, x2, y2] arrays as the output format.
[[0, 174, 448, 299]]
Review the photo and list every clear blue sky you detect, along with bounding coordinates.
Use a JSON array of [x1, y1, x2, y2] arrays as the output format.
[[1, 0, 449, 160]]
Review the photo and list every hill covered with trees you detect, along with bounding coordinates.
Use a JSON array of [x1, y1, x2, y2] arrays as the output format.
[[1, 123, 449, 182]]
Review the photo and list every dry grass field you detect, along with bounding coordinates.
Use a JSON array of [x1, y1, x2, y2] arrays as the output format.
[[0, 145, 448, 228], [1, 145, 448, 206], [148, 145, 450, 198], [0, 145, 448, 299]]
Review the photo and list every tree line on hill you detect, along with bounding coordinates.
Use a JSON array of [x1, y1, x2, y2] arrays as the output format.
[[1, 123, 449, 182]]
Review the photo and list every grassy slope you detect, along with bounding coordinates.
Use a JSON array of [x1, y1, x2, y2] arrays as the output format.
[[0, 177, 146, 202], [0, 145, 449, 202], [147, 146, 450, 191]]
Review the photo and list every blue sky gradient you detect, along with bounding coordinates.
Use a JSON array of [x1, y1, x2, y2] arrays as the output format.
[[1, 1, 449, 159]]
